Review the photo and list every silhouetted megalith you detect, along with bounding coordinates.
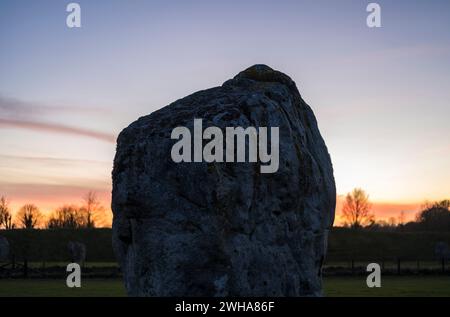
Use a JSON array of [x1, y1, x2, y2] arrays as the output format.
[[112, 65, 336, 296]]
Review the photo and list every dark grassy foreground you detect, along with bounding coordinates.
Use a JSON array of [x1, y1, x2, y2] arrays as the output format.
[[0, 279, 126, 297], [323, 276, 450, 297], [0, 276, 449, 297]]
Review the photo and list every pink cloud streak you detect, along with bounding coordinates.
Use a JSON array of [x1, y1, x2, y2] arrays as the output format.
[[0, 118, 116, 143]]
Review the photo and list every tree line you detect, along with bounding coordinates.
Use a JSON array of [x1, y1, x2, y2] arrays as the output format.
[[0, 191, 106, 229], [341, 188, 450, 232], [2, 188, 449, 231]]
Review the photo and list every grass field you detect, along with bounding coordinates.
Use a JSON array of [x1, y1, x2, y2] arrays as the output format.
[[0, 276, 449, 297], [323, 276, 450, 297], [0, 279, 126, 297]]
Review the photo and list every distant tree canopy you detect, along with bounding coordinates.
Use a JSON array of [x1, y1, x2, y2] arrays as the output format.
[[47, 205, 86, 229], [341, 188, 374, 229], [359, 200, 450, 232], [46, 191, 106, 229], [0, 191, 107, 230], [410, 200, 450, 232], [16, 204, 43, 229]]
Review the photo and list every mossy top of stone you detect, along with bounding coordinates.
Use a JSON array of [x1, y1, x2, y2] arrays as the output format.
[[233, 64, 296, 89]]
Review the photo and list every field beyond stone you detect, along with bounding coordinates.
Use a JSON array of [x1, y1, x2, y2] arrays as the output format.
[[1, 228, 450, 296], [0, 276, 449, 297]]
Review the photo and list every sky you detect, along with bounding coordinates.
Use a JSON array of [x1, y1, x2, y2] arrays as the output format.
[[1, 0, 450, 225]]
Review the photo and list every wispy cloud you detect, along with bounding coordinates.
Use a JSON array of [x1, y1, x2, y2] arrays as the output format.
[[0, 118, 115, 143], [0, 154, 110, 165], [0, 95, 115, 143], [0, 95, 109, 119]]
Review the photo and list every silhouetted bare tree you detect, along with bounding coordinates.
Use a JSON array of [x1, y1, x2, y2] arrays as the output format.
[[47, 205, 85, 229], [46, 191, 106, 229], [398, 210, 406, 225], [16, 204, 42, 229], [80, 191, 105, 228], [0, 196, 14, 229], [342, 188, 374, 229]]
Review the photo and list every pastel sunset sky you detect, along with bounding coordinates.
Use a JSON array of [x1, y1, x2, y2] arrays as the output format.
[[1, 0, 449, 225]]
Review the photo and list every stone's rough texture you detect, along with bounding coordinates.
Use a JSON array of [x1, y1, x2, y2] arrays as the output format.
[[0, 236, 9, 262], [112, 65, 336, 296]]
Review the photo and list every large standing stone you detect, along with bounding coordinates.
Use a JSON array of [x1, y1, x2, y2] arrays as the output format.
[[112, 65, 336, 296]]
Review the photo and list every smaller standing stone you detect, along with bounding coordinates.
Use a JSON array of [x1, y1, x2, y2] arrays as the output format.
[[67, 241, 86, 264], [0, 236, 9, 262]]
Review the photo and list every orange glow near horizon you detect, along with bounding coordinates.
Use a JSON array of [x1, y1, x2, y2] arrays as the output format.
[[2, 184, 422, 229], [1, 184, 112, 228], [334, 196, 420, 226]]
